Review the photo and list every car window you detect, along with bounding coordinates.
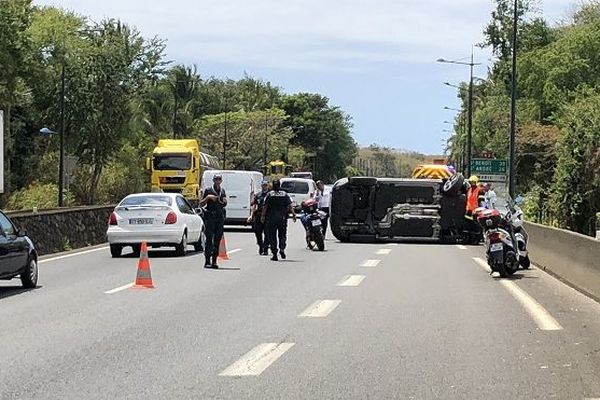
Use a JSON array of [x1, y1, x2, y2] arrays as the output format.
[[176, 196, 194, 214], [281, 181, 309, 194], [0, 212, 16, 236], [121, 195, 172, 207]]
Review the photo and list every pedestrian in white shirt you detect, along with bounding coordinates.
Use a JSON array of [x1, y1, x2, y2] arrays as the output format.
[[315, 180, 331, 238], [484, 183, 497, 209]]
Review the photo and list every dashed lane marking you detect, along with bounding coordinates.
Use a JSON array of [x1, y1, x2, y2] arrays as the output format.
[[39, 246, 110, 264], [375, 249, 392, 255], [104, 283, 134, 294], [337, 275, 366, 287], [360, 259, 381, 268], [228, 248, 242, 255], [472, 257, 563, 331], [457, 245, 468, 250], [219, 342, 295, 376], [386, 243, 399, 246], [299, 300, 342, 317]]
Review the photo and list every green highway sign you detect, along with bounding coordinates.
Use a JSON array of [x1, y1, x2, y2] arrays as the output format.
[[470, 158, 507, 175]]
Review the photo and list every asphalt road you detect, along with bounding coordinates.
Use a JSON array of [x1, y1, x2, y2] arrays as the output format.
[[1, 223, 600, 400]]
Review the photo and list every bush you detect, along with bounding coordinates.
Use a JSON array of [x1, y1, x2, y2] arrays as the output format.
[[5, 182, 74, 210]]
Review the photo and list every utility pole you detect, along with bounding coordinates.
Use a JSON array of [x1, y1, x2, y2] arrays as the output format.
[[172, 87, 179, 139], [223, 110, 228, 169], [509, 0, 519, 199], [58, 58, 65, 207]]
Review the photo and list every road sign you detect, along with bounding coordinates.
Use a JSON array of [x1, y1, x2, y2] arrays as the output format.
[[470, 158, 507, 175], [477, 174, 506, 183]]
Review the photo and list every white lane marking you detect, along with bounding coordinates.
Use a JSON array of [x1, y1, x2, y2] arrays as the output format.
[[457, 245, 468, 250], [337, 275, 366, 287], [299, 300, 342, 317], [500, 280, 563, 331], [219, 342, 295, 376], [228, 248, 242, 255], [472, 257, 563, 331], [386, 243, 399, 246], [104, 283, 134, 294], [39, 246, 109, 264], [473, 257, 491, 272], [361, 259, 381, 268], [376, 249, 392, 255]]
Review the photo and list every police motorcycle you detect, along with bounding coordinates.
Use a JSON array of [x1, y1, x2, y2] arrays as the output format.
[[299, 198, 327, 251], [476, 197, 529, 278]]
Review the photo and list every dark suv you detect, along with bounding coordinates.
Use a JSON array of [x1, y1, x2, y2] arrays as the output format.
[[0, 211, 38, 288], [330, 176, 467, 242]]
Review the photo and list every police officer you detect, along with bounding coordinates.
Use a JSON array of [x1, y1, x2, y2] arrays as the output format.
[[248, 181, 270, 255], [200, 174, 227, 268], [261, 179, 296, 261]]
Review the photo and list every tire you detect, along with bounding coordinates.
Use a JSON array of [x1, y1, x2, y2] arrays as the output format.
[[315, 231, 325, 251], [497, 263, 509, 278], [442, 173, 464, 197], [110, 244, 123, 258], [20, 257, 38, 289], [520, 255, 531, 269], [131, 244, 141, 258], [175, 231, 188, 257]]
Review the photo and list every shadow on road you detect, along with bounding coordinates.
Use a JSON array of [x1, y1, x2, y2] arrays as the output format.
[[0, 285, 42, 300]]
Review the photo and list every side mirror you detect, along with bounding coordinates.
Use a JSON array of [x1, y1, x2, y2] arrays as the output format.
[[515, 195, 524, 205], [145, 157, 151, 170], [17, 230, 28, 237], [194, 208, 204, 216]]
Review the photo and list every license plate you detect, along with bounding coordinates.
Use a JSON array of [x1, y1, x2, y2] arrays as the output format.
[[490, 243, 503, 252], [130, 218, 153, 225], [311, 219, 322, 227]]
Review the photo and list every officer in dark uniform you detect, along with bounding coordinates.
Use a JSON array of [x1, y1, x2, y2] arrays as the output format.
[[261, 179, 296, 261], [200, 174, 227, 268], [248, 181, 270, 255]]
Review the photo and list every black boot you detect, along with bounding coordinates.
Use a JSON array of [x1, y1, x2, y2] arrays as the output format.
[[270, 251, 278, 261], [211, 255, 219, 269], [204, 256, 212, 268]]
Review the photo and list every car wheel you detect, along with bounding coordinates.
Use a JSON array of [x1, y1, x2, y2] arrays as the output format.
[[132, 244, 141, 258], [110, 244, 123, 258], [175, 232, 188, 257], [20, 257, 38, 289]]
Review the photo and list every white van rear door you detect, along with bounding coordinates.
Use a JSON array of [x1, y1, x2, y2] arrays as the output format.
[[223, 173, 252, 220]]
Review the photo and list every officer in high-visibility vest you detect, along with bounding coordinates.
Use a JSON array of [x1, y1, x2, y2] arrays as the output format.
[[466, 175, 481, 215], [261, 179, 296, 261]]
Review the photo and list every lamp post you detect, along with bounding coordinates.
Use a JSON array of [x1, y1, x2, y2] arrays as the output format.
[[437, 49, 481, 177], [509, 0, 519, 199]]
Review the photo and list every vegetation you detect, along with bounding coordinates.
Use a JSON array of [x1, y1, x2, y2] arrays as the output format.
[[353, 145, 430, 178], [446, 0, 600, 236], [0, 1, 357, 210]]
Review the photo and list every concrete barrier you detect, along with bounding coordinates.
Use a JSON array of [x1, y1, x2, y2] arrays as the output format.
[[6, 205, 115, 256], [525, 221, 600, 301]]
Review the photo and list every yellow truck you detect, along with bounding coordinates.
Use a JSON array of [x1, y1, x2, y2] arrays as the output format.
[[147, 139, 220, 204]]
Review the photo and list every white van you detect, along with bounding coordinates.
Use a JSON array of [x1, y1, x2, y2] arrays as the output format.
[[280, 177, 317, 211], [201, 170, 263, 225]]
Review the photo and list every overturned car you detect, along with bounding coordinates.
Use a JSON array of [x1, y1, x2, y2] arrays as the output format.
[[330, 175, 471, 243]]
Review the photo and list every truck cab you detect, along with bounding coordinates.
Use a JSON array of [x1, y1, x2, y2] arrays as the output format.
[[148, 139, 219, 205]]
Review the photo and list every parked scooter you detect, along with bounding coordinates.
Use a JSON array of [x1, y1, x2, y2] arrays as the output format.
[[300, 199, 327, 251], [477, 197, 530, 277]]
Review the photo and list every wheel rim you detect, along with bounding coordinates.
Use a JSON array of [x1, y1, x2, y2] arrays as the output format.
[[29, 259, 38, 283], [182, 234, 188, 250]]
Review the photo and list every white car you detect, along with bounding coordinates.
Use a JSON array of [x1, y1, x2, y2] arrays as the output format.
[[280, 177, 317, 211], [107, 193, 204, 258]]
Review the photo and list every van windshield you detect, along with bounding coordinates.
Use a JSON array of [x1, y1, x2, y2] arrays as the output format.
[[153, 154, 192, 170], [281, 181, 309, 194]]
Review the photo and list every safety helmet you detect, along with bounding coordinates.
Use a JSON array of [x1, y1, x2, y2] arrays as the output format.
[[301, 198, 318, 212], [468, 175, 479, 184]]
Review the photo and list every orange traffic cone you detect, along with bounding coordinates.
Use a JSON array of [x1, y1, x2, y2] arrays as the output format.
[[218, 236, 229, 261], [133, 242, 155, 289]]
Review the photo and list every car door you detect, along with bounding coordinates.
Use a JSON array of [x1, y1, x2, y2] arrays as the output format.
[[176, 196, 200, 241], [0, 212, 25, 275]]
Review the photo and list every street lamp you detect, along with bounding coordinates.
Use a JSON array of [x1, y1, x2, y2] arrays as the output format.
[[509, 0, 518, 198], [437, 49, 481, 177]]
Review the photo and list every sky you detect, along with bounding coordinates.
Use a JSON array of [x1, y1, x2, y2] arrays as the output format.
[[35, 0, 572, 154]]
